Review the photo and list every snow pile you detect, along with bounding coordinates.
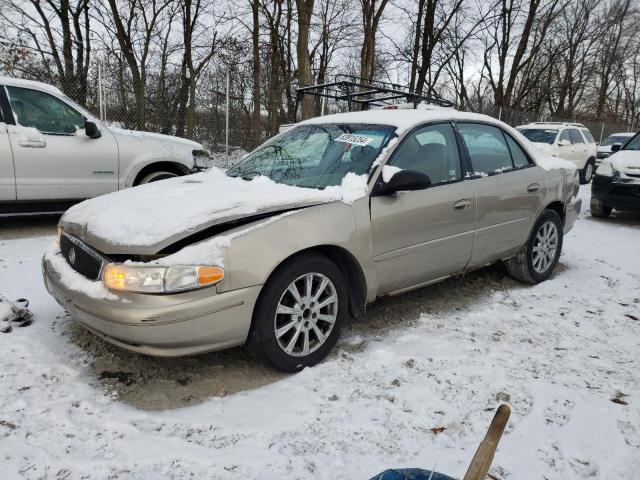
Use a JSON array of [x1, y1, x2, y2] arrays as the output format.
[[43, 242, 118, 301], [382, 165, 402, 183], [62, 168, 369, 248]]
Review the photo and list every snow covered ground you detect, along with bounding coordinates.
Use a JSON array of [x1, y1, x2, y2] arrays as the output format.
[[0, 186, 639, 479]]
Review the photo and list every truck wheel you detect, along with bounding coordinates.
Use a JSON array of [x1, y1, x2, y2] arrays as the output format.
[[138, 170, 179, 184], [247, 253, 347, 372], [505, 210, 564, 284], [580, 159, 595, 184], [590, 197, 612, 218]]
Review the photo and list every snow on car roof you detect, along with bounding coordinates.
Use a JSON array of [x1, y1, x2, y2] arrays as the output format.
[[0, 76, 64, 96], [299, 108, 504, 135]]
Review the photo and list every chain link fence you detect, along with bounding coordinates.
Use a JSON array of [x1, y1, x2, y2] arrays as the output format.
[[6, 68, 637, 167]]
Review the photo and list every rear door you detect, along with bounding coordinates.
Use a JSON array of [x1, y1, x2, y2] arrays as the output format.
[[557, 129, 577, 163], [0, 90, 16, 201], [568, 128, 587, 167], [370, 122, 477, 294], [456, 122, 547, 267], [4, 85, 118, 201]]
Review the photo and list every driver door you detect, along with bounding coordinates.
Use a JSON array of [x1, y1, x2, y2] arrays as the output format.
[[3, 85, 118, 200], [370, 122, 477, 294]]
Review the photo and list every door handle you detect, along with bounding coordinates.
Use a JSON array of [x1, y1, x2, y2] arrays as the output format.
[[18, 134, 46, 148], [527, 183, 541, 194], [453, 199, 472, 210]]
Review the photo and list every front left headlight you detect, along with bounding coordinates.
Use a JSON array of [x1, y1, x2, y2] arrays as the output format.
[[595, 161, 616, 177], [102, 264, 224, 293]]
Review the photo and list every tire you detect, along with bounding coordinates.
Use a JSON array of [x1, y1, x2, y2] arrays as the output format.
[[505, 209, 564, 284], [247, 253, 348, 372], [590, 197, 612, 218], [580, 159, 595, 184], [138, 170, 179, 184]]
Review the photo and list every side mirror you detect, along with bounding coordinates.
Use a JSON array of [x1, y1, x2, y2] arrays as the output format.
[[376, 169, 431, 196], [611, 143, 622, 153], [558, 139, 571, 147], [85, 120, 101, 139]]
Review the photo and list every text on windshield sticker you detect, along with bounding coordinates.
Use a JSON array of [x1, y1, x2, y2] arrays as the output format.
[[335, 133, 374, 146]]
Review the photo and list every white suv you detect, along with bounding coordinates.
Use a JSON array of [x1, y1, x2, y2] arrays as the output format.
[[516, 122, 597, 184], [0, 77, 209, 215]]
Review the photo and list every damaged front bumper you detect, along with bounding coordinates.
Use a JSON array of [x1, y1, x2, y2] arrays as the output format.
[[42, 249, 261, 357], [592, 174, 640, 212]]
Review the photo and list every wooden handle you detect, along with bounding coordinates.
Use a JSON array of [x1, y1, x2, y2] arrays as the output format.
[[462, 404, 511, 480]]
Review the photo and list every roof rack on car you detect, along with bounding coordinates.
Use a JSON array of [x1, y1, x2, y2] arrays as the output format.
[[531, 121, 586, 128], [294, 74, 454, 121]]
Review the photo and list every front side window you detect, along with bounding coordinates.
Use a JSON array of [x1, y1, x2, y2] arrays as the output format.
[[226, 124, 394, 188], [458, 123, 513, 175], [6, 86, 84, 135], [389, 123, 461, 185], [518, 128, 558, 144], [569, 129, 584, 144]]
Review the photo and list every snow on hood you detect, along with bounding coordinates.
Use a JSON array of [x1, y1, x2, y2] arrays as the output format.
[[608, 150, 640, 173], [61, 168, 368, 250], [108, 126, 202, 149]]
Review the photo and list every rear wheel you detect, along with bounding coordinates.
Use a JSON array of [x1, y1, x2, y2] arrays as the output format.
[[248, 253, 347, 372], [580, 159, 595, 184], [505, 210, 563, 284], [590, 197, 612, 218]]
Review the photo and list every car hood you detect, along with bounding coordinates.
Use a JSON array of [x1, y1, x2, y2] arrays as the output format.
[[609, 150, 640, 176], [108, 126, 203, 150], [597, 145, 612, 153], [59, 169, 366, 255]]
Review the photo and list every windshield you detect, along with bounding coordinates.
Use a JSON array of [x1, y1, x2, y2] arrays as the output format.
[[622, 133, 640, 151], [517, 128, 558, 144], [602, 134, 632, 146], [226, 124, 395, 188]]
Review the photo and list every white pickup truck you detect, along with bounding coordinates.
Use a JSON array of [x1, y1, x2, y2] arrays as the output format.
[[0, 77, 209, 215]]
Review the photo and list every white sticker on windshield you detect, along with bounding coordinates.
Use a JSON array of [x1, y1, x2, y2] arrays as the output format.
[[335, 133, 374, 146]]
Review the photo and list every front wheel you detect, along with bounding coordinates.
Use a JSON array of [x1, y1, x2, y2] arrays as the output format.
[[505, 210, 564, 284], [590, 197, 612, 218], [247, 253, 347, 372], [138, 170, 179, 184]]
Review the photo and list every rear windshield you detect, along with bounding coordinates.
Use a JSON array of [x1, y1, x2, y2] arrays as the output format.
[[602, 134, 632, 146], [517, 128, 558, 144]]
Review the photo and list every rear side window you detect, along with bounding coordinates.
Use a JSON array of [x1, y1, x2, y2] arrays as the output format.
[[569, 129, 584, 144], [505, 135, 531, 168], [581, 129, 595, 143], [559, 130, 572, 143], [458, 123, 513, 175]]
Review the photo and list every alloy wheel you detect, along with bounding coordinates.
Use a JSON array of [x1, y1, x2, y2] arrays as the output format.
[[532, 221, 559, 273], [274, 272, 338, 357]]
